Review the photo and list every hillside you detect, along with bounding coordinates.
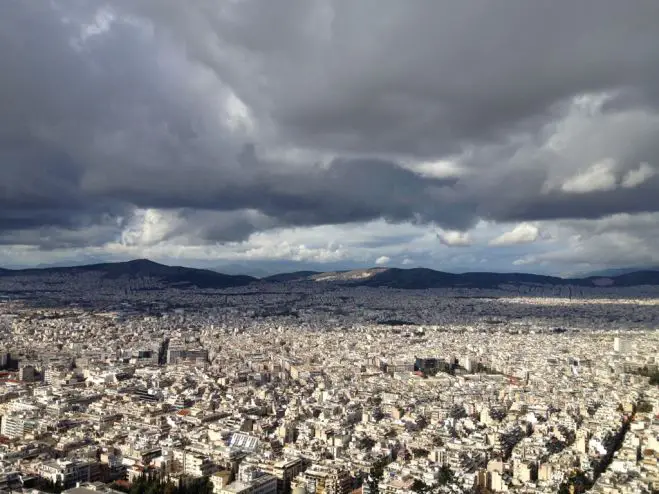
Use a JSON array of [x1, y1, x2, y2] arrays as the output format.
[[261, 267, 659, 289], [0, 259, 256, 289], [262, 271, 321, 282], [2, 260, 659, 291]]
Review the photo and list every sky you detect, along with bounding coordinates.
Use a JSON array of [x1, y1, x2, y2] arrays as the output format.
[[2, 1, 659, 276]]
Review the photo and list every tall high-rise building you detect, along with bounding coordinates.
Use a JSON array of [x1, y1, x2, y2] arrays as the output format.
[[614, 337, 628, 353]]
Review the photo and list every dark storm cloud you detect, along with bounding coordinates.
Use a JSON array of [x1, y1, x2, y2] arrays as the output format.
[[500, 179, 659, 223], [2, 0, 659, 250], [248, 158, 466, 229], [139, 0, 659, 155], [0, 222, 121, 250], [90, 153, 467, 241]]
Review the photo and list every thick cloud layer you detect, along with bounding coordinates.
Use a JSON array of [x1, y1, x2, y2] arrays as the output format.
[[2, 1, 659, 270]]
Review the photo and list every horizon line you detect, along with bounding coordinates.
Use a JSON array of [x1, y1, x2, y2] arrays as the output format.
[[1, 257, 658, 280]]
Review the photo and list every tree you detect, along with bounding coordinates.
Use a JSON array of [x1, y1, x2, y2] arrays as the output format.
[[558, 470, 592, 494], [365, 460, 385, 494], [411, 448, 429, 458], [437, 465, 454, 485], [630, 367, 659, 385], [360, 437, 377, 450], [411, 479, 428, 493], [36, 479, 64, 494]]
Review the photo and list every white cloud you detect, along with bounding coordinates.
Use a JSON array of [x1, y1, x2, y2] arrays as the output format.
[[621, 162, 655, 188], [410, 159, 467, 179], [241, 242, 348, 263], [561, 159, 617, 193], [512, 257, 535, 266], [490, 223, 541, 246], [225, 91, 255, 134], [120, 209, 178, 247], [515, 212, 659, 268], [402, 258, 414, 265], [76, 8, 116, 45], [537, 92, 659, 197], [436, 230, 471, 247], [375, 255, 391, 265]]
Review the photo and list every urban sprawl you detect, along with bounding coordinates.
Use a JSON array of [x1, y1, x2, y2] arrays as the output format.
[[0, 274, 657, 494]]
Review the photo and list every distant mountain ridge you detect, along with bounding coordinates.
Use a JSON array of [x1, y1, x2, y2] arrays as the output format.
[[264, 267, 659, 289], [262, 271, 321, 282], [1, 259, 659, 290], [580, 266, 659, 278], [0, 259, 255, 289]]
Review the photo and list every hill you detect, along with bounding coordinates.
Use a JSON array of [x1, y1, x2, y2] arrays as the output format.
[[262, 271, 321, 282], [0, 259, 256, 289], [2, 260, 659, 291], [260, 267, 659, 289], [353, 268, 566, 289]]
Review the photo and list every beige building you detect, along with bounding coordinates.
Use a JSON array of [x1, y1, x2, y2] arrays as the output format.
[[217, 464, 278, 494], [291, 465, 351, 494]]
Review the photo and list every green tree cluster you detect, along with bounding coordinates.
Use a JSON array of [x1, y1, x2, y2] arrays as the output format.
[[411, 466, 454, 493], [411, 448, 429, 458], [122, 474, 213, 494], [558, 470, 592, 494], [364, 460, 386, 494], [35, 479, 63, 493], [631, 366, 659, 385], [436, 465, 453, 485]]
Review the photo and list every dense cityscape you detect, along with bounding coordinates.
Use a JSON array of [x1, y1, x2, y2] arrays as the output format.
[[0, 268, 657, 494], [3, 1, 659, 493]]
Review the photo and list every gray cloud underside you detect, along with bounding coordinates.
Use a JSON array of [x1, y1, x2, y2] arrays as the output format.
[[2, 0, 659, 249]]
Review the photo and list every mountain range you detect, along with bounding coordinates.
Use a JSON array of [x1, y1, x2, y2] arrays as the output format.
[[0, 259, 255, 289], [2, 259, 659, 291]]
